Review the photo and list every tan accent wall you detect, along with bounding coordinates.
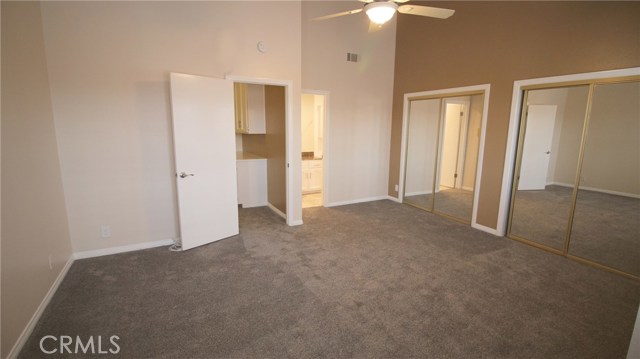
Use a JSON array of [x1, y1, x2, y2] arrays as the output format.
[[388, 2, 640, 229], [1, 2, 73, 356], [265, 85, 287, 214]]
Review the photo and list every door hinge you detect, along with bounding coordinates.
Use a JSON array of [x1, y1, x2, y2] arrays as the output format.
[[454, 173, 458, 178]]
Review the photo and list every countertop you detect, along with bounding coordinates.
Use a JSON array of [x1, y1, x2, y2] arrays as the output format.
[[236, 152, 266, 161]]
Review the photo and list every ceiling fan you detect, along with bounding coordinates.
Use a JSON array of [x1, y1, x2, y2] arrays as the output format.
[[312, 0, 455, 26]]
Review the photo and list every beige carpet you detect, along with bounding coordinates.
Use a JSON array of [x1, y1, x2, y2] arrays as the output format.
[[510, 185, 640, 276], [19, 200, 640, 358]]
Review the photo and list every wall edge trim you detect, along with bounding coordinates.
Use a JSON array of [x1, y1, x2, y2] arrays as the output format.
[[6, 256, 75, 359], [73, 239, 174, 260]]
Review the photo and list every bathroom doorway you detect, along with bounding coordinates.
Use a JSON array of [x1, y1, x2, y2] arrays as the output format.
[[301, 91, 327, 208]]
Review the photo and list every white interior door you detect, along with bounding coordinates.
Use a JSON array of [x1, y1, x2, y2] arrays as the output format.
[[518, 105, 557, 190], [170, 73, 239, 251], [439, 103, 463, 188]]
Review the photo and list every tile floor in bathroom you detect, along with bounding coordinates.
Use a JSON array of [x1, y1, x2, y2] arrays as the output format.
[[302, 192, 323, 208]]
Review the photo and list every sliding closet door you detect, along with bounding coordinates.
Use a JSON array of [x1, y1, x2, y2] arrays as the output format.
[[568, 80, 640, 276], [404, 98, 440, 211], [433, 95, 483, 222], [508, 86, 589, 250]]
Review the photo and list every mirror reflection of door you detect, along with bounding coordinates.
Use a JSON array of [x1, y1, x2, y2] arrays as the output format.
[[434, 97, 480, 221], [439, 101, 466, 189], [509, 85, 589, 250], [517, 105, 556, 191], [403, 92, 485, 223]]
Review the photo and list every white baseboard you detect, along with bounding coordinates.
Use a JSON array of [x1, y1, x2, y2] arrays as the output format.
[[267, 203, 287, 220], [73, 238, 175, 260], [548, 182, 640, 199], [324, 195, 389, 208], [6, 256, 74, 359], [472, 222, 502, 236], [240, 201, 268, 209], [387, 195, 401, 203], [404, 190, 433, 197]]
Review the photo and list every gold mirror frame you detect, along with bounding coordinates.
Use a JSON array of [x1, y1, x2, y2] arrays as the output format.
[[507, 75, 640, 280], [402, 90, 486, 224]]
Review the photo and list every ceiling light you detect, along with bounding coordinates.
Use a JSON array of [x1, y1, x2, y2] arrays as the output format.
[[365, 2, 398, 25]]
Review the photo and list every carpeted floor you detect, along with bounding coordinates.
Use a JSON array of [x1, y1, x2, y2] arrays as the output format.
[[19, 200, 640, 358], [510, 185, 640, 276], [404, 188, 473, 222]]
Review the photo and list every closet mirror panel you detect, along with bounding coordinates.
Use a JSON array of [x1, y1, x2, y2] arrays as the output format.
[[433, 95, 484, 222], [404, 98, 440, 210], [509, 85, 590, 250], [568, 81, 640, 276]]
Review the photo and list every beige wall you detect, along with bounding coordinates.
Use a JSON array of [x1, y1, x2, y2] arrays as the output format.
[[265, 86, 287, 214], [581, 81, 640, 195], [404, 99, 439, 196], [1, 2, 73, 357], [301, 94, 316, 153], [302, 1, 396, 204], [39, 1, 302, 252], [389, 1, 640, 229]]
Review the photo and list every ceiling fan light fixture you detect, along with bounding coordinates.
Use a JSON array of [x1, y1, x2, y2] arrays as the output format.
[[365, 2, 398, 25]]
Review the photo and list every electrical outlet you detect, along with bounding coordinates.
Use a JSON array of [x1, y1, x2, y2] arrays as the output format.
[[101, 225, 112, 238], [394, 184, 399, 192]]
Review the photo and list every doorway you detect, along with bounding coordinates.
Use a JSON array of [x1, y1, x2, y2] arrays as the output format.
[[301, 91, 328, 208], [227, 75, 300, 226]]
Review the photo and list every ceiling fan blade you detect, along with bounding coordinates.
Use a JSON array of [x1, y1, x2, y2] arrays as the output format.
[[397, 5, 455, 19], [311, 8, 363, 21]]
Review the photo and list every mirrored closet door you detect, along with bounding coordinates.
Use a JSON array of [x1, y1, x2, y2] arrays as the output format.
[[403, 93, 485, 223], [569, 80, 640, 276], [508, 77, 640, 278]]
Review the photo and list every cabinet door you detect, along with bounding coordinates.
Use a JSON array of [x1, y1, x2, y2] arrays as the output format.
[[309, 167, 323, 192], [237, 160, 268, 208], [246, 84, 266, 134], [234, 83, 248, 133]]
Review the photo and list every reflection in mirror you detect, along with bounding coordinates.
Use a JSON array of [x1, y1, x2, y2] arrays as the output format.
[[509, 86, 589, 250], [434, 95, 484, 222], [569, 81, 640, 276], [404, 98, 440, 210]]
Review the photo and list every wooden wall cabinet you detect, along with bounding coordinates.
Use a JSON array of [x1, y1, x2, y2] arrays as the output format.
[[234, 83, 266, 134]]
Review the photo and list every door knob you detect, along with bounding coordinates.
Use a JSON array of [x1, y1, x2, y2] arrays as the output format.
[[179, 172, 195, 178]]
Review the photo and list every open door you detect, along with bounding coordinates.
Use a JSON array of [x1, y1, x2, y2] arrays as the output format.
[[170, 73, 239, 251], [518, 105, 557, 190]]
